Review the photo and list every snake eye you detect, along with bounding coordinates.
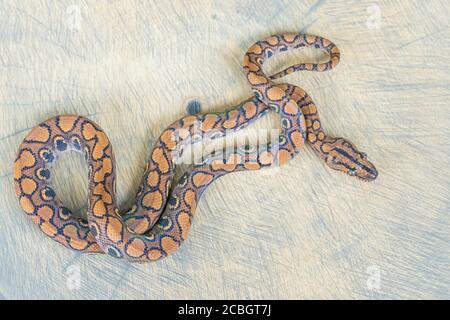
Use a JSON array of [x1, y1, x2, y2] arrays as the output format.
[[36, 168, 51, 180], [269, 103, 279, 113], [84, 146, 90, 161], [265, 48, 274, 58], [89, 222, 99, 237], [178, 172, 189, 187], [158, 216, 172, 231], [78, 219, 89, 228], [107, 246, 123, 259], [254, 90, 263, 101], [39, 148, 54, 163], [256, 57, 264, 65], [41, 186, 56, 201], [59, 207, 72, 220], [71, 136, 82, 150], [142, 233, 155, 241], [348, 169, 357, 176], [278, 135, 287, 145], [128, 205, 137, 214], [168, 194, 179, 209], [281, 118, 291, 129], [54, 136, 67, 152], [137, 185, 144, 196]]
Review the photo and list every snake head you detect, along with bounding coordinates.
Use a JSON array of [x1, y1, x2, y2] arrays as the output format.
[[322, 138, 378, 181]]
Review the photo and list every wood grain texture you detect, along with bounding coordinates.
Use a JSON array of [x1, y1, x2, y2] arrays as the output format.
[[0, 0, 449, 299]]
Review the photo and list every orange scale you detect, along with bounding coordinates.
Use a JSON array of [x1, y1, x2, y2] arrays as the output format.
[[177, 211, 191, 241], [183, 189, 196, 210], [106, 216, 124, 243], [126, 238, 147, 258], [160, 129, 177, 151], [81, 122, 97, 140], [259, 151, 274, 166], [146, 170, 160, 187], [40, 221, 58, 238], [244, 161, 261, 170], [282, 33, 297, 43], [211, 160, 225, 171], [92, 199, 107, 217], [19, 196, 35, 215], [26, 125, 50, 143], [201, 114, 219, 132], [313, 121, 321, 131], [147, 249, 163, 261], [37, 205, 55, 221], [57, 115, 78, 133], [161, 236, 180, 256], [69, 238, 89, 251], [283, 100, 299, 116], [142, 190, 163, 211], [247, 44, 262, 55], [192, 172, 214, 188], [92, 131, 109, 160], [321, 143, 333, 153], [308, 133, 317, 143], [266, 87, 285, 101], [151, 147, 170, 174], [266, 36, 279, 46], [126, 217, 150, 235], [243, 101, 257, 119], [318, 132, 325, 141], [307, 104, 318, 115], [93, 183, 113, 204], [62, 224, 80, 239], [14, 150, 36, 179], [20, 177, 37, 195], [181, 115, 198, 127], [277, 149, 292, 166], [247, 72, 268, 86], [305, 35, 317, 44], [93, 158, 112, 183], [246, 62, 260, 72], [290, 131, 305, 150]]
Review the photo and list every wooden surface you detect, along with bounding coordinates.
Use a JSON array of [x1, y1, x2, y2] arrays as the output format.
[[1, 0, 449, 299]]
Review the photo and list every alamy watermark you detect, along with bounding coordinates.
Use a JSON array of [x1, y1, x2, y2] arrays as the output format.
[[66, 5, 82, 31], [66, 264, 81, 290], [167, 121, 284, 176], [366, 265, 382, 291], [366, 5, 382, 29]]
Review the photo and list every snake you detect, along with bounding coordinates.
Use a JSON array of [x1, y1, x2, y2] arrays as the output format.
[[14, 33, 378, 262]]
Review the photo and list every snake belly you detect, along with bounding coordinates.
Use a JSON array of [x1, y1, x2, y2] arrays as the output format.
[[14, 33, 377, 262]]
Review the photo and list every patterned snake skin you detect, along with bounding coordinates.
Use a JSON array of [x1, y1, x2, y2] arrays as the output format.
[[14, 33, 378, 262]]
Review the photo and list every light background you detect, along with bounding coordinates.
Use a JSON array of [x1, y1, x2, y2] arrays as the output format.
[[0, 0, 449, 299]]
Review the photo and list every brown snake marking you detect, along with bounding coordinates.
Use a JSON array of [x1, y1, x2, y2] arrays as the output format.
[[14, 33, 377, 262]]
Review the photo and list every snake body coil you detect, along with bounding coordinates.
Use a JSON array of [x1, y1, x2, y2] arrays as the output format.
[[14, 33, 377, 262]]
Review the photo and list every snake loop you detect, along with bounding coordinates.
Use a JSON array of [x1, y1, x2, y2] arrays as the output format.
[[14, 33, 377, 262]]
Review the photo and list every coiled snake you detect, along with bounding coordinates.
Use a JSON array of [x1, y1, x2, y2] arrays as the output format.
[[14, 33, 378, 262]]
